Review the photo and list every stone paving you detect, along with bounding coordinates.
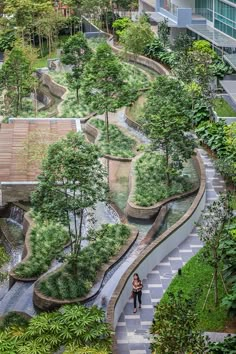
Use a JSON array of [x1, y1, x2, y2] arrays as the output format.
[[115, 149, 226, 354]]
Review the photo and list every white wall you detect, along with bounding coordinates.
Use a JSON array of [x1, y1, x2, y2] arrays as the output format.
[[172, 0, 195, 11], [113, 188, 206, 327]]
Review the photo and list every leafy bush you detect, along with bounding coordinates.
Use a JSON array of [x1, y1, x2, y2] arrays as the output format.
[[38, 224, 131, 299], [0, 305, 112, 354], [133, 153, 192, 207], [144, 38, 177, 67], [196, 121, 227, 156], [90, 119, 136, 158], [208, 335, 236, 353], [13, 221, 69, 278], [0, 312, 29, 331]]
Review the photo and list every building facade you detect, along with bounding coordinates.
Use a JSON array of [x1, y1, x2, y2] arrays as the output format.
[[139, 0, 236, 68]]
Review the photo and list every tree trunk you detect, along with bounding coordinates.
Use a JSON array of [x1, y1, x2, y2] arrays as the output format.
[[105, 110, 110, 144], [214, 265, 219, 305], [76, 87, 79, 101]]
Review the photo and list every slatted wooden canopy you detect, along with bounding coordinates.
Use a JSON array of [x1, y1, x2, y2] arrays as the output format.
[[0, 119, 76, 182]]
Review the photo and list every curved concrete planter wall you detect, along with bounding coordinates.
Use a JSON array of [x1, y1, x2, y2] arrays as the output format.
[[125, 153, 200, 219], [39, 72, 68, 117], [82, 122, 135, 162], [33, 225, 139, 311], [106, 150, 206, 343], [9, 213, 70, 286], [107, 36, 170, 77]]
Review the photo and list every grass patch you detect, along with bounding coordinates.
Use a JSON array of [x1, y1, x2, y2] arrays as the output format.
[[38, 224, 131, 300], [90, 119, 136, 158], [161, 248, 228, 331], [33, 51, 58, 70], [0, 312, 29, 331], [13, 221, 69, 279], [126, 94, 147, 123], [133, 153, 192, 207], [213, 97, 236, 117]]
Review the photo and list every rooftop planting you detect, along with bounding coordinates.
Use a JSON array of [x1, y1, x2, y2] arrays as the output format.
[[90, 118, 136, 158]]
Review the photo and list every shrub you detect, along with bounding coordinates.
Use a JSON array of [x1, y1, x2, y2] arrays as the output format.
[[133, 153, 193, 207], [90, 119, 136, 158], [13, 221, 69, 278], [38, 224, 131, 299]]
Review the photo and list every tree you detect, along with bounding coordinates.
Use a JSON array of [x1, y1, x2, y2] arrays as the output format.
[[151, 291, 207, 354], [81, 42, 127, 143], [31, 132, 107, 263], [112, 17, 132, 41], [0, 43, 36, 116], [142, 76, 194, 186], [157, 18, 169, 48], [120, 16, 154, 56], [198, 194, 232, 305], [61, 33, 92, 101]]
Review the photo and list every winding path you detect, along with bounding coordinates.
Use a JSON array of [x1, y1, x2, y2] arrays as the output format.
[[115, 148, 226, 354]]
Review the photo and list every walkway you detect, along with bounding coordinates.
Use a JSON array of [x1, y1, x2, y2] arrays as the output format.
[[115, 149, 226, 354]]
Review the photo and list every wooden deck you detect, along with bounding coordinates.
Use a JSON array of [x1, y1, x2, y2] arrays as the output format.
[[0, 119, 76, 182]]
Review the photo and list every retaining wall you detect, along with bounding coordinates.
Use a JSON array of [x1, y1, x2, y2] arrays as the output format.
[[33, 225, 139, 311], [107, 150, 206, 342], [125, 153, 200, 219]]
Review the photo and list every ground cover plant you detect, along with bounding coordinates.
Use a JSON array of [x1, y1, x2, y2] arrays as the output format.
[[37, 224, 131, 299], [90, 119, 136, 158], [13, 221, 69, 279], [160, 248, 228, 331], [213, 97, 236, 117], [0, 247, 9, 268], [133, 153, 192, 207], [0, 304, 112, 354]]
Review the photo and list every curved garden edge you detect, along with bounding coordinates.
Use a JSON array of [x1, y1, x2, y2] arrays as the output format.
[[125, 151, 201, 220], [82, 121, 135, 162], [106, 149, 206, 353], [37, 71, 69, 117], [8, 212, 71, 286], [106, 35, 171, 77], [32, 225, 139, 311], [124, 106, 142, 132]]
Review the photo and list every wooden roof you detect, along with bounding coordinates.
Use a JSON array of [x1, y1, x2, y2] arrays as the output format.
[[0, 119, 76, 182]]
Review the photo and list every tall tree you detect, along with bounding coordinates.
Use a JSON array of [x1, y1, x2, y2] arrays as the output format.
[[61, 33, 92, 101], [32, 132, 107, 262], [0, 43, 36, 116], [151, 291, 207, 354], [120, 15, 154, 56], [142, 76, 194, 186], [198, 194, 232, 305], [81, 42, 127, 143]]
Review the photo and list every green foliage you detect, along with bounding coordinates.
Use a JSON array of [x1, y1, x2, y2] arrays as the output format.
[[61, 33, 92, 100], [90, 118, 136, 158], [157, 18, 169, 48], [0, 43, 36, 116], [13, 220, 69, 278], [213, 97, 236, 117], [142, 76, 194, 186], [196, 120, 227, 155], [0, 305, 112, 354], [112, 17, 132, 40], [0, 30, 15, 52], [120, 17, 154, 56], [133, 153, 192, 207], [0, 246, 9, 268], [144, 38, 177, 67], [32, 132, 107, 259], [38, 224, 131, 299], [0, 312, 29, 331], [160, 249, 229, 331], [151, 291, 207, 354], [208, 335, 236, 353], [192, 40, 217, 59]]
